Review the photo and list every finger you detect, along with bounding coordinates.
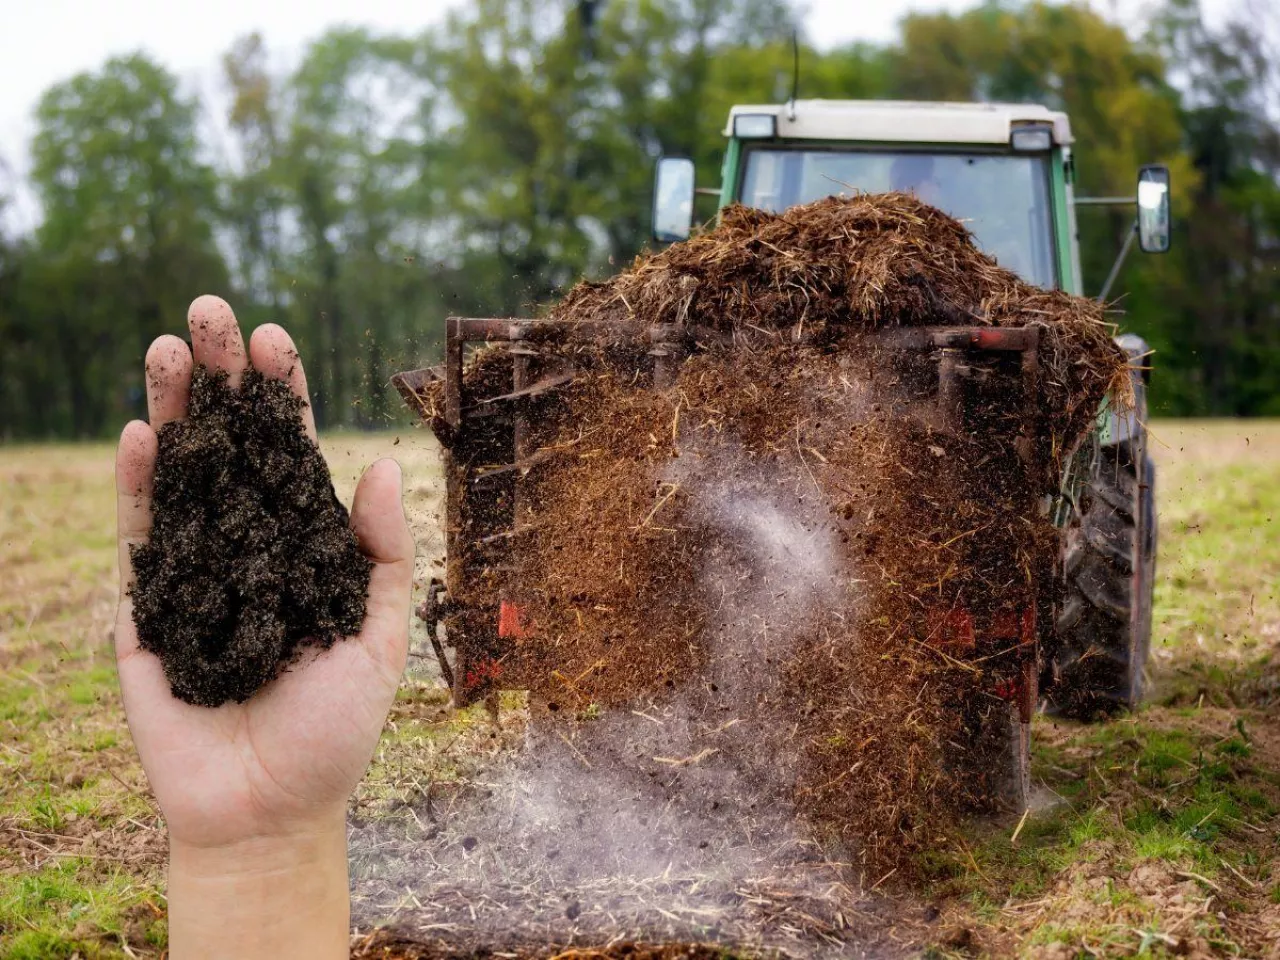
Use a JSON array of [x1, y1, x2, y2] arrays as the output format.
[[352, 459, 415, 565], [248, 323, 317, 441], [349, 459, 415, 674], [115, 420, 157, 620], [187, 294, 247, 388], [145, 335, 193, 429]]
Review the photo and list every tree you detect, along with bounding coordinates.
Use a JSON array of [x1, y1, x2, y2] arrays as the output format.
[[883, 1, 1209, 413], [413, 0, 799, 314], [419, 0, 617, 314], [888, 1, 1195, 279], [0, 196, 28, 438], [273, 28, 435, 427], [591, 0, 799, 255], [220, 32, 289, 330], [1138, 0, 1280, 414], [26, 53, 229, 435]]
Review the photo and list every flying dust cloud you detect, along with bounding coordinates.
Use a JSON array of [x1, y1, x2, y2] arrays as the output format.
[[348, 390, 914, 959]]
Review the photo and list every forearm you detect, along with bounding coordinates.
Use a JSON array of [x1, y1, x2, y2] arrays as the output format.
[[166, 813, 350, 960]]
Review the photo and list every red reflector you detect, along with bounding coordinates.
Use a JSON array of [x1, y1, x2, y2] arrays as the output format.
[[972, 328, 1025, 349], [498, 600, 530, 638], [927, 608, 975, 651], [994, 677, 1022, 702], [462, 657, 504, 693]]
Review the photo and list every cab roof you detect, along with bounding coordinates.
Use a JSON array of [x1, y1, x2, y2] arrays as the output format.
[[724, 99, 1073, 147]]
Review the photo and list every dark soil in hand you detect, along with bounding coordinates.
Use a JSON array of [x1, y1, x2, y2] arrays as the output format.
[[129, 365, 371, 706]]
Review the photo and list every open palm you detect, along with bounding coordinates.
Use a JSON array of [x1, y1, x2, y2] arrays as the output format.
[[114, 295, 414, 849]]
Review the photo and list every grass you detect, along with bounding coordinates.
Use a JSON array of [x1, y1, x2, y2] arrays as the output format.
[[913, 421, 1280, 956], [0, 861, 165, 960], [926, 713, 1279, 954], [1149, 422, 1280, 709], [2, 420, 1279, 958]]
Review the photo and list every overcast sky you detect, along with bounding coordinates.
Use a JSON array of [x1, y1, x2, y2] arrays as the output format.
[[0, 0, 1246, 226]]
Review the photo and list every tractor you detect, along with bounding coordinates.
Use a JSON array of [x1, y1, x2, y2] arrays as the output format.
[[394, 99, 1169, 813]]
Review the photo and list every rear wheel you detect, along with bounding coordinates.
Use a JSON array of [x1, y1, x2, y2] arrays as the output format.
[[1048, 438, 1155, 719]]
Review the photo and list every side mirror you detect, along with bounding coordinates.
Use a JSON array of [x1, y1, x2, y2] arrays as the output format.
[[652, 156, 695, 243], [1136, 164, 1171, 254]]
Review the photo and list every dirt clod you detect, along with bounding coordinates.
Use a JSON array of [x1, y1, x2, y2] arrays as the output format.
[[130, 366, 371, 706]]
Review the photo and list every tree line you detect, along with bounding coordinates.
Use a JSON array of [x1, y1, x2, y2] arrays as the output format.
[[0, 0, 1276, 438]]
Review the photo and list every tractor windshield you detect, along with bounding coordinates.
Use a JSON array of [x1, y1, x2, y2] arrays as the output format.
[[740, 148, 1058, 288]]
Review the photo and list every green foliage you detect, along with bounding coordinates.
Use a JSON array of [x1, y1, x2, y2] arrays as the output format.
[[0, 860, 164, 959], [1132, 0, 1280, 415], [2, 55, 228, 439], [1, 0, 1278, 437]]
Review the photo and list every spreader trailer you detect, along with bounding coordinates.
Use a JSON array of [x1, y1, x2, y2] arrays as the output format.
[[395, 99, 1170, 813]]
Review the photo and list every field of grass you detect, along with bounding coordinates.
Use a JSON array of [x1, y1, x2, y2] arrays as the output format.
[[1, 421, 1277, 959]]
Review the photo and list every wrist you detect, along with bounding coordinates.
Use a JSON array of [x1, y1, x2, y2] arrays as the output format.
[[169, 802, 347, 867], [167, 811, 350, 960]]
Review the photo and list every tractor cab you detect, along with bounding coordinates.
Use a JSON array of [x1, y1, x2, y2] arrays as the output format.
[[653, 99, 1171, 300]]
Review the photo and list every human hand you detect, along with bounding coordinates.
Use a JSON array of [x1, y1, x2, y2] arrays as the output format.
[[114, 295, 414, 958]]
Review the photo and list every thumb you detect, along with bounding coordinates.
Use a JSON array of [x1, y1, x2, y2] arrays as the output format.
[[350, 458, 414, 565], [349, 458, 415, 675]]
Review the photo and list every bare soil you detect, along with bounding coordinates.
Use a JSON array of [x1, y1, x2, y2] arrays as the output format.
[[352, 931, 773, 959]]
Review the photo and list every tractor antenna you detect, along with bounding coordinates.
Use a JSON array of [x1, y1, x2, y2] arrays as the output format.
[[788, 29, 799, 121]]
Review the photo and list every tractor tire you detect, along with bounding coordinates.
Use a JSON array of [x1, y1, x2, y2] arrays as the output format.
[[1048, 438, 1156, 719]]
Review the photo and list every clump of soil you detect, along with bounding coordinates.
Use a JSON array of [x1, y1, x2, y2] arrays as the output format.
[[130, 365, 371, 706]]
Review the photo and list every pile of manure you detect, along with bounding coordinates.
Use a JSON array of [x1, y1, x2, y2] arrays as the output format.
[[407, 193, 1130, 874]]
